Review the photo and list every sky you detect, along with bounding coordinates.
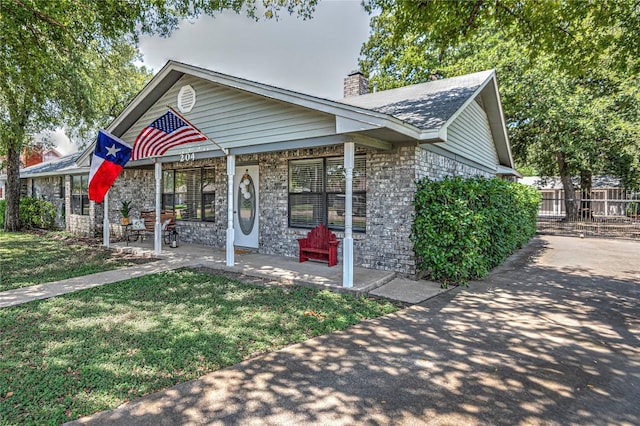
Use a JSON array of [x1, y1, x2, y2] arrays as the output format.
[[54, 0, 373, 155]]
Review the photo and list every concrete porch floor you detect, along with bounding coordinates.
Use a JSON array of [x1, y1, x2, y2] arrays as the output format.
[[110, 239, 397, 297]]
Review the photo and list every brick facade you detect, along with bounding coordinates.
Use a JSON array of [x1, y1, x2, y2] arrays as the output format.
[[416, 148, 494, 181], [343, 71, 369, 97], [30, 176, 66, 228], [29, 144, 494, 276]]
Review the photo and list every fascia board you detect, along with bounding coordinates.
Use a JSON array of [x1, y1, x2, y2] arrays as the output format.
[[487, 78, 515, 168], [105, 62, 182, 136], [76, 145, 94, 166], [98, 60, 452, 157], [437, 70, 495, 134], [21, 167, 90, 178], [162, 61, 427, 141]]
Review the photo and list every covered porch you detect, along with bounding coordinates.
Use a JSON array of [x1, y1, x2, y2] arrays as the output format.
[[110, 239, 397, 297]]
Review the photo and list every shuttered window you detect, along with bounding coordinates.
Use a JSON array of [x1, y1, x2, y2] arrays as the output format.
[[163, 168, 215, 221], [288, 156, 366, 231]]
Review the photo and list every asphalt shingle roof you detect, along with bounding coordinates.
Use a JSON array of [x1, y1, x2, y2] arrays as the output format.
[[338, 70, 493, 130], [20, 152, 83, 177]]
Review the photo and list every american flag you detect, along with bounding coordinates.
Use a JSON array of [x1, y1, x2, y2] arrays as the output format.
[[132, 109, 207, 160]]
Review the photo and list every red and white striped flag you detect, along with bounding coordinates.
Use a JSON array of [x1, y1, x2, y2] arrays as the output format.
[[132, 108, 207, 160]]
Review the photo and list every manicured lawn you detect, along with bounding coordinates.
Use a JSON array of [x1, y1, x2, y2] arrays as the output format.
[[0, 269, 399, 425], [0, 231, 154, 292]]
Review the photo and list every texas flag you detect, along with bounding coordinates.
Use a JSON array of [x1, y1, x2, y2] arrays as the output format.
[[88, 130, 132, 203]]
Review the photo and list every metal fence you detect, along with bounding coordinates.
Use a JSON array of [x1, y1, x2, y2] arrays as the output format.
[[536, 189, 640, 240]]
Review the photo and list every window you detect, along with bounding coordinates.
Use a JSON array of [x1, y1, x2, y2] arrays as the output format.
[[71, 175, 89, 215], [288, 156, 366, 231], [163, 168, 215, 221]]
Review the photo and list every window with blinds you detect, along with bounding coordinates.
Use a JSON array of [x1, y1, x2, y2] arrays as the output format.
[[163, 168, 215, 221], [288, 156, 366, 231]]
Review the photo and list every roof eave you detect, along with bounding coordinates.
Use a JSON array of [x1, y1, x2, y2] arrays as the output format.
[[21, 167, 90, 179], [435, 70, 515, 169], [103, 60, 427, 152]]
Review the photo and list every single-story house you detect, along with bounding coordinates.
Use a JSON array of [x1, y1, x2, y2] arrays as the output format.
[[15, 61, 519, 285]]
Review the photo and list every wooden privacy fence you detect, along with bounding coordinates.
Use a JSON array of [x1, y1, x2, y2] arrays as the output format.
[[536, 188, 640, 240]]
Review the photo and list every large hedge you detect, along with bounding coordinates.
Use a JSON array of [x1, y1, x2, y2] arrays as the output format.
[[412, 176, 541, 285], [0, 197, 57, 230]]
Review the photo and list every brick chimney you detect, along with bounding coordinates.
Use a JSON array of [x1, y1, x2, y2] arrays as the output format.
[[343, 70, 369, 97]]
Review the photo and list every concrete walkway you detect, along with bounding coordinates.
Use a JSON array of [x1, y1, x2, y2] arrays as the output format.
[[0, 259, 192, 308], [1, 241, 445, 308], [66, 235, 640, 425]]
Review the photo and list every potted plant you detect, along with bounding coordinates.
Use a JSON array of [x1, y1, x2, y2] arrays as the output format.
[[120, 200, 132, 225]]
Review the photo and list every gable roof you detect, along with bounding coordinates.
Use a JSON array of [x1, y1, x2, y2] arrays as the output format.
[[338, 70, 493, 130], [75, 61, 514, 171], [339, 70, 513, 169]]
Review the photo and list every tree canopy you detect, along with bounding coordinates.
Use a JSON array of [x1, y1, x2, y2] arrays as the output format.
[[0, 0, 317, 231], [360, 1, 640, 217]]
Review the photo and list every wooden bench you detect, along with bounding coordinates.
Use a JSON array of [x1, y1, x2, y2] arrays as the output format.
[[297, 224, 339, 267], [126, 210, 177, 245]]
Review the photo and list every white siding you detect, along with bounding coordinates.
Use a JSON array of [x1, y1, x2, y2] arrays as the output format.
[[121, 75, 336, 152], [444, 99, 499, 168]]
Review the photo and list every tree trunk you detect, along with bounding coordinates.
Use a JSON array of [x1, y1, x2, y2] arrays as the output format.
[[557, 152, 578, 221], [580, 170, 593, 220], [4, 143, 22, 231]]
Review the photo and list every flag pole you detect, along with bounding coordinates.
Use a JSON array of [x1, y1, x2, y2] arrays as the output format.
[[103, 191, 110, 248], [167, 106, 228, 155]]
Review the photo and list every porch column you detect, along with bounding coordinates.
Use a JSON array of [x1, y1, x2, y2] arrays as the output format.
[[103, 192, 110, 247], [154, 161, 162, 256], [226, 154, 235, 266], [343, 142, 354, 288]]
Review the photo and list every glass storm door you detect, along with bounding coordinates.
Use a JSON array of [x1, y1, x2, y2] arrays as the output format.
[[233, 165, 259, 248]]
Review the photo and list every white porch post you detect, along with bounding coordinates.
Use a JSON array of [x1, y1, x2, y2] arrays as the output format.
[[226, 154, 235, 266], [154, 161, 162, 256], [103, 192, 110, 247], [343, 142, 354, 288]]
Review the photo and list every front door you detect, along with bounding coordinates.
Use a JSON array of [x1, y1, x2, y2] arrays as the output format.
[[233, 165, 259, 248]]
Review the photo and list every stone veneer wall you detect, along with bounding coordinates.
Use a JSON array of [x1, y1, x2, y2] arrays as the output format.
[[66, 175, 97, 237], [358, 144, 417, 273], [93, 168, 157, 238], [238, 144, 420, 275], [102, 161, 228, 245], [30, 176, 66, 228], [239, 144, 354, 259], [160, 158, 227, 247], [54, 144, 497, 276], [416, 147, 494, 181]]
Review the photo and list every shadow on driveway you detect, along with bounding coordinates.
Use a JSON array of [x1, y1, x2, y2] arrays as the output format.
[[71, 236, 640, 425]]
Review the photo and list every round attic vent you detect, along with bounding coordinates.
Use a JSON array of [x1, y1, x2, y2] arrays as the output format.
[[177, 85, 196, 113]]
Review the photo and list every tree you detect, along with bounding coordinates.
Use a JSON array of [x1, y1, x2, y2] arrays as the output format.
[[363, 0, 640, 77], [360, 2, 640, 219], [1, 0, 317, 231]]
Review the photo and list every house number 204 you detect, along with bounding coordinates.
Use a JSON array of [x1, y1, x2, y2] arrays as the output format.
[[180, 152, 195, 162]]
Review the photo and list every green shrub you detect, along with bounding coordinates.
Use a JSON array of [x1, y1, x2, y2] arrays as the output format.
[[412, 176, 541, 285], [19, 196, 57, 230]]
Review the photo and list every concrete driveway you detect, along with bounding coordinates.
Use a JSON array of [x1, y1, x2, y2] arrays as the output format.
[[71, 235, 640, 425]]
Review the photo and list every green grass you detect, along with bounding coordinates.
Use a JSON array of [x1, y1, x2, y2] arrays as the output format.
[[0, 269, 399, 425], [0, 231, 154, 292]]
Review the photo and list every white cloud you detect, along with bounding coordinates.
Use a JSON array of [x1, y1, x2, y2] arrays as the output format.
[[49, 128, 77, 155], [54, 1, 372, 154], [138, 0, 372, 99]]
